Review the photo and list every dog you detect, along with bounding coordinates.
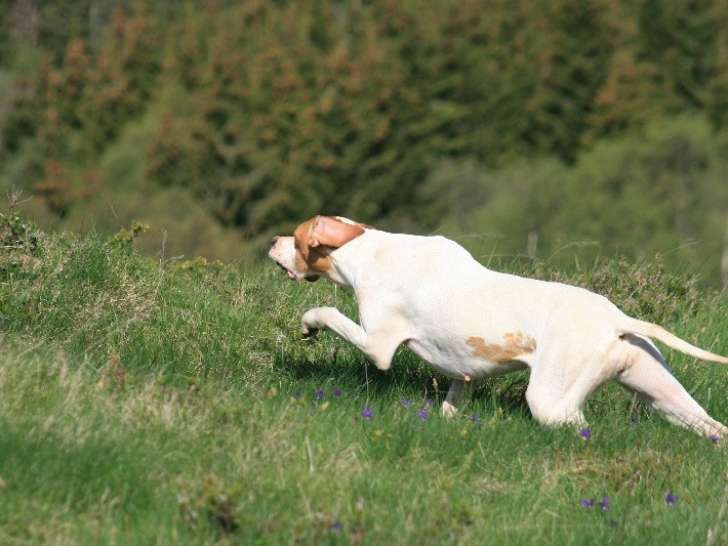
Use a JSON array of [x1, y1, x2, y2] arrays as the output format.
[[269, 215, 728, 438]]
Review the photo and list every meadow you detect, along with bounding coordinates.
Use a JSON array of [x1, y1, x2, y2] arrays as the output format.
[[1, 213, 728, 546]]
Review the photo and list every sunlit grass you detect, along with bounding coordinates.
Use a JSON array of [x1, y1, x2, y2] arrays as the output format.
[[0, 228, 727, 545]]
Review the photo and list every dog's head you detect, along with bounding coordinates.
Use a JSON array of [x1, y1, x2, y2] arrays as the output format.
[[268, 215, 367, 282]]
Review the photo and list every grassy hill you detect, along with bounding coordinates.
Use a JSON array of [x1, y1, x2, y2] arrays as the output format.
[[1, 213, 728, 545]]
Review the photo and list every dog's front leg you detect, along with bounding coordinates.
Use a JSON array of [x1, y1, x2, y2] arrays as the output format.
[[301, 307, 365, 343], [301, 306, 402, 370]]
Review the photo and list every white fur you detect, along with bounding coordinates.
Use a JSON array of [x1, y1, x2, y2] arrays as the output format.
[[270, 225, 728, 439]]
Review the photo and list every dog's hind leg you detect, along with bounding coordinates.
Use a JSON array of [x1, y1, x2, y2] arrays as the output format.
[[442, 379, 472, 418], [525, 360, 591, 428], [525, 379, 589, 428], [616, 334, 727, 439]]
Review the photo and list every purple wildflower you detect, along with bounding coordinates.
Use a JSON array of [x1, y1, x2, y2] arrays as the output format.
[[400, 399, 412, 408], [708, 434, 720, 444], [417, 409, 429, 422], [599, 496, 609, 511], [332, 388, 342, 399], [361, 407, 373, 421], [580, 498, 594, 508], [579, 428, 592, 440], [314, 389, 325, 401], [469, 414, 481, 426], [329, 521, 342, 533], [665, 492, 678, 506]]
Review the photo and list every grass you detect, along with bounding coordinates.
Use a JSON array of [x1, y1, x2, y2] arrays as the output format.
[[1, 216, 728, 545]]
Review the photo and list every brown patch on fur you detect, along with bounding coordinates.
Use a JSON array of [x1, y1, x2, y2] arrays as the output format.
[[292, 215, 365, 278], [309, 216, 365, 249], [467, 332, 536, 363], [306, 247, 333, 274], [293, 218, 317, 261]]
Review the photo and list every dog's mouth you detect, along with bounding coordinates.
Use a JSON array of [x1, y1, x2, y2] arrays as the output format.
[[275, 261, 297, 280], [273, 259, 319, 282]]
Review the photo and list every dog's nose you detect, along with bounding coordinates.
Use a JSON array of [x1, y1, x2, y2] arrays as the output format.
[[270, 236, 279, 247]]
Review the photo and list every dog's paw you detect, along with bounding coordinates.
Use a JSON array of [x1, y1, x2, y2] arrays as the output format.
[[441, 401, 459, 419], [301, 325, 320, 340], [301, 309, 322, 339]]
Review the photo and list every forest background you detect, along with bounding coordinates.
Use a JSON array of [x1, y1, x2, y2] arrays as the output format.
[[2, 0, 728, 285]]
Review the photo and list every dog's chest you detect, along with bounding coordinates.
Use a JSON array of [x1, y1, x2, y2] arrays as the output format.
[[405, 336, 530, 379]]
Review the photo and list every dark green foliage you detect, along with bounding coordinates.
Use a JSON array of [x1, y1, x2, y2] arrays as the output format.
[[0, 204, 43, 284], [434, 117, 728, 284], [0, 206, 40, 255], [523, 0, 615, 161], [0, 1, 13, 67], [638, 0, 722, 109], [2, 0, 728, 278]]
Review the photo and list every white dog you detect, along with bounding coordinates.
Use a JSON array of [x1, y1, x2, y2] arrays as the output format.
[[269, 215, 728, 438]]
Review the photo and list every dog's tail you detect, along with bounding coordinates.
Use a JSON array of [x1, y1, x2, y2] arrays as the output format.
[[616, 316, 728, 364]]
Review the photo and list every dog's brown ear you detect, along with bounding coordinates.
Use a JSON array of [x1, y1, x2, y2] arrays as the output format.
[[293, 219, 315, 261], [308, 216, 365, 250], [293, 216, 365, 262]]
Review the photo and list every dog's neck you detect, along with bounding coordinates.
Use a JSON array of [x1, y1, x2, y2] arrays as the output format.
[[326, 230, 377, 289]]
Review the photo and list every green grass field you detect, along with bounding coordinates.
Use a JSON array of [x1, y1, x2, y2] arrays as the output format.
[[1, 215, 728, 545]]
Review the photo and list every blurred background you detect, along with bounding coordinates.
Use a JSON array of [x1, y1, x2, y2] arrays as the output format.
[[1, 0, 727, 285]]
